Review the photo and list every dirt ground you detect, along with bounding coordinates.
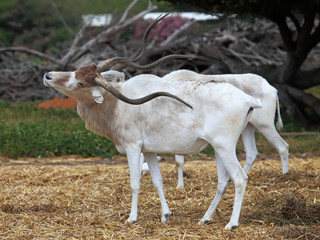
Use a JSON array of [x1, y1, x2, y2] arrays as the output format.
[[37, 97, 77, 109], [0, 154, 319, 239]]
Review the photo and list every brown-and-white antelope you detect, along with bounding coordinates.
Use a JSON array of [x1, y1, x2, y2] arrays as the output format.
[[43, 62, 262, 229], [43, 16, 263, 229]]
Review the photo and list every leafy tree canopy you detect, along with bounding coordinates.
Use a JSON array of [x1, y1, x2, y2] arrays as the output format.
[[164, 0, 320, 16]]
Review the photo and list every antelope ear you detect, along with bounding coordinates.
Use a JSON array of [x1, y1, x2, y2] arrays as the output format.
[[116, 71, 125, 82], [101, 70, 125, 82], [90, 86, 104, 103]]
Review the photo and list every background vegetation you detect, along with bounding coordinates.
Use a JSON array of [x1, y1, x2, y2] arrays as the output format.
[[0, 100, 318, 159], [0, 100, 118, 159], [0, 0, 319, 159], [0, 0, 172, 51]]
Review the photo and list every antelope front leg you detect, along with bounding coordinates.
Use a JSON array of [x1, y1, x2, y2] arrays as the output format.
[[144, 153, 172, 222], [126, 146, 142, 223]]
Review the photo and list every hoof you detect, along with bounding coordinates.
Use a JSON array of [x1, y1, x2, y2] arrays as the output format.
[[224, 222, 238, 230], [161, 211, 172, 222], [126, 217, 138, 224], [198, 218, 212, 225]]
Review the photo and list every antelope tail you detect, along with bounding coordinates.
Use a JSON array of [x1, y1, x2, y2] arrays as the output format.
[[276, 95, 283, 130]]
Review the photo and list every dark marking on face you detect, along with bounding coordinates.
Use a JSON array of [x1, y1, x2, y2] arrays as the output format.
[[75, 65, 100, 87]]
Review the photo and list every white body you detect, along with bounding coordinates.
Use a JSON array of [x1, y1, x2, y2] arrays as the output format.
[[162, 70, 289, 188], [44, 70, 261, 229], [109, 70, 288, 188]]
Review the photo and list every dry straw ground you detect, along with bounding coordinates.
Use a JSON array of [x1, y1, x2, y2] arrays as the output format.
[[0, 154, 319, 239]]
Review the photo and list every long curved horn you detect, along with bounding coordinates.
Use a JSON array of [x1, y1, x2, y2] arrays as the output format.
[[131, 13, 170, 62], [94, 76, 192, 109], [97, 57, 128, 72], [97, 13, 196, 73], [111, 13, 170, 71], [97, 54, 196, 72]]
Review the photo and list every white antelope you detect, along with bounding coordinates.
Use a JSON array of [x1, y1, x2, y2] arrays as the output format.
[[43, 60, 261, 229], [102, 69, 289, 188], [168, 70, 289, 187]]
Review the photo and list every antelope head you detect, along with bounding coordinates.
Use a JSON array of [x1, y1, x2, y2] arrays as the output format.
[[43, 64, 192, 108], [43, 14, 194, 108]]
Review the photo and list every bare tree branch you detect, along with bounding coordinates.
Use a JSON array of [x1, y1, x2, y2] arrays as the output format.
[[273, 15, 296, 52], [118, 0, 140, 24], [297, 10, 316, 47], [285, 85, 320, 116], [49, 0, 75, 36], [0, 47, 64, 66], [60, 1, 157, 66], [69, 22, 90, 53], [288, 11, 301, 33], [160, 19, 196, 47]]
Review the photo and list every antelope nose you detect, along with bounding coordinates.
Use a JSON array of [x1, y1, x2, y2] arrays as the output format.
[[44, 73, 52, 80]]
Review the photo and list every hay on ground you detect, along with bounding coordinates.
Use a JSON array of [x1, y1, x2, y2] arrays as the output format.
[[0, 155, 319, 239]]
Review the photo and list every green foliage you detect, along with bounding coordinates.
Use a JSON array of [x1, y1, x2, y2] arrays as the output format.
[[281, 117, 306, 132], [0, 0, 70, 50], [0, 0, 172, 52], [160, 0, 320, 15], [0, 101, 118, 159], [0, 100, 318, 159]]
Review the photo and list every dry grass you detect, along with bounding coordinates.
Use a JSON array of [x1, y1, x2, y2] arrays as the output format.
[[0, 155, 319, 239]]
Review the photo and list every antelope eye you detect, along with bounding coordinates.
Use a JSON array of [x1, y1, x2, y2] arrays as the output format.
[[78, 82, 86, 87]]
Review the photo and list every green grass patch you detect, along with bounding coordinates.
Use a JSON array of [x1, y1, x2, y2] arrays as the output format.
[[0, 100, 78, 124], [0, 100, 118, 159], [0, 100, 319, 159], [255, 133, 320, 155], [305, 85, 320, 99]]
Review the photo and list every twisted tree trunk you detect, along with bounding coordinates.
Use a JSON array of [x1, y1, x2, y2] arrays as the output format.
[[267, 10, 320, 121]]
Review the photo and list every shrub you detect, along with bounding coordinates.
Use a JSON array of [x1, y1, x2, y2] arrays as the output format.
[[134, 16, 197, 43]]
